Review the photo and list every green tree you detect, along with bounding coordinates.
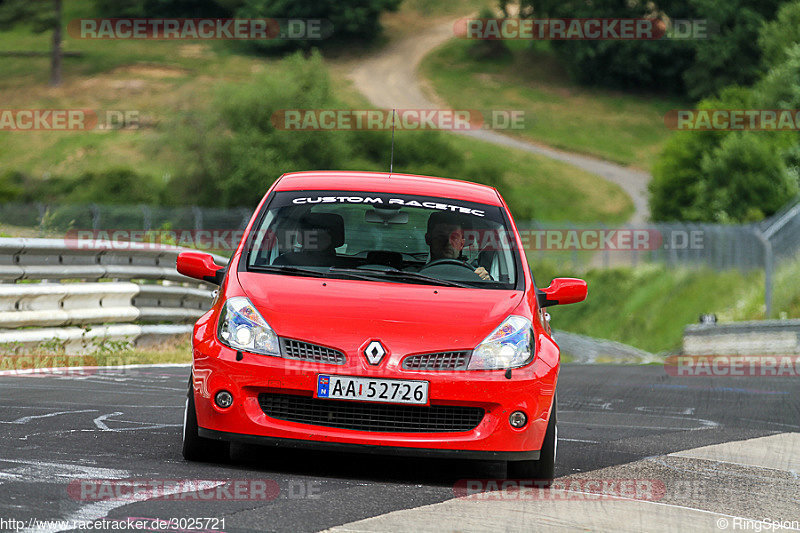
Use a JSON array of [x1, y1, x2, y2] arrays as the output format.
[[527, 0, 695, 94], [233, 0, 401, 53], [759, 0, 800, 69], [517, 0, 786, 99], [0, 0, 63, 86], [650, 46, 800, 222], [93, 0, 231, 17], [683, 0, 785, 100]]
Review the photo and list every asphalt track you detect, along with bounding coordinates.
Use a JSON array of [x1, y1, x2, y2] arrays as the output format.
[[0, 364, 798, 532]]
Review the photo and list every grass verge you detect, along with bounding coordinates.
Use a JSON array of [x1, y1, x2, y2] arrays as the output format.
[[537, 254, 800, 354], [421, 39, 686, 169]]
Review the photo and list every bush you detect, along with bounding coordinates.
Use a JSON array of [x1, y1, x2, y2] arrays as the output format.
[[167, 51, 507, 207], [0, 168, 161, 206], [67, 168, 163, 205], [699, 132, 796, 222], [0, 170, 26, 202], [167, 51, 352, 206]]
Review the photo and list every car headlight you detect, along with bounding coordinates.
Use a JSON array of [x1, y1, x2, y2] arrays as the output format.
[[217, 296, 280, 356], [468, 316, 533, 370]]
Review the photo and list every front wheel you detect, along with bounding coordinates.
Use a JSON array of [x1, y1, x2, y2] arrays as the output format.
[[182, 377, 230, 462], [506, 397, 557, 485]]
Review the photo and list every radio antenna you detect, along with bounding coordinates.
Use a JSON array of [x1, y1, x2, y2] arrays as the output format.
[[389, 109, 396, 175]]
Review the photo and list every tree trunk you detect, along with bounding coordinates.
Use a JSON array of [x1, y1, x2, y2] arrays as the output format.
[[49, 0, 62, 86]]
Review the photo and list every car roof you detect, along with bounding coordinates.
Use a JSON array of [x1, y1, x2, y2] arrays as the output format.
[[273, 171, 503, 206]]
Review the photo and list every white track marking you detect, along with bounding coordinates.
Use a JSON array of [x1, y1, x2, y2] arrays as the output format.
[[21, 480, 227, 533], [0, 458, 127, 483], [560, 412, 718, 431], [670, 433, 800, 472], [0, 410, 97, 425], [92, 411, 180, 432], [648, 455, 798, 481], [0, 363, 189, 377], [738, 418, 800, 429], [93, 412, 124, 431], [635, 406, 696, 416]]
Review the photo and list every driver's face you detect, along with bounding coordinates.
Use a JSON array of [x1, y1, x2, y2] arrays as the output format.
[[427, 223, 465, 260]]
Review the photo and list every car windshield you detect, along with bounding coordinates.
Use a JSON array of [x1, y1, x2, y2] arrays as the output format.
[[245, 190, 520, 289]]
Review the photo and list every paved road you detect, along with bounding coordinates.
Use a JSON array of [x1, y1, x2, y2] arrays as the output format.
[[348, 19, 652, 224], [1, 364, 798, 532]]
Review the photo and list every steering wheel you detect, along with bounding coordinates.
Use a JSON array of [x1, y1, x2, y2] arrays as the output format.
[[419, 258, 477, 273]]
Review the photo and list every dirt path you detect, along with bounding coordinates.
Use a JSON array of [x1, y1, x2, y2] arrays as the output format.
[[348, 19, 652, 224]]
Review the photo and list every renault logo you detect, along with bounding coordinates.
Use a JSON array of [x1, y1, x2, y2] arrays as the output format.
[[363, 340, 386, 365]]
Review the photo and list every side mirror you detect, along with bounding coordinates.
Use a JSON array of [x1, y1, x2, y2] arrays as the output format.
[[177, 252, 226, 285], [537, 278, 587, 308]]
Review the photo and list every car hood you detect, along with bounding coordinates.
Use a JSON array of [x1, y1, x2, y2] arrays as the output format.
[[236, 272, 524, 356]]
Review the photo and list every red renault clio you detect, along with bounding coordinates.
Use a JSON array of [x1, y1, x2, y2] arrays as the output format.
[[177, 171, 586, 481]]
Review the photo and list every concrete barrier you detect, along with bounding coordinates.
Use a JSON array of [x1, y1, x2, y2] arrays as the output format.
[[683, 320, 800, 355]]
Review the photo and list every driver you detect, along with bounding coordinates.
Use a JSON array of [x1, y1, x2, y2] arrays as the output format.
[[425, 212, 491, 280]]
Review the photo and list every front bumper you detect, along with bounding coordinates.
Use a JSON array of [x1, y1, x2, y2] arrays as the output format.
[[199, 429, 540, 460], [191, 335, 559, 457]]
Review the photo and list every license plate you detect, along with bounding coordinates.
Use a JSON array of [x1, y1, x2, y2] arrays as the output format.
[[316, 374, 429, 405]]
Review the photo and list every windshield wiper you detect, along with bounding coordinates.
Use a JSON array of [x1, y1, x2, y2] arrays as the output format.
[[249, 264, 328, 278], [251, 264, 389, 283], [329, 267, 473, 288]]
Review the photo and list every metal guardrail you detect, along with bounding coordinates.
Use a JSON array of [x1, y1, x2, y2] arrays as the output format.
[[0, 238, 228, 353], [0, 238, 220, 283]]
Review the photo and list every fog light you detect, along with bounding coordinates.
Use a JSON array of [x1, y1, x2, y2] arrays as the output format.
[[214, 390, 233, 409], [509, 411, 527, 428]]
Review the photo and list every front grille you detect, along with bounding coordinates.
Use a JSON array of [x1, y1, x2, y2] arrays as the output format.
[[258, 393, 484, 433], [402, 351, 471, 371], [280, 338, 346, 365]]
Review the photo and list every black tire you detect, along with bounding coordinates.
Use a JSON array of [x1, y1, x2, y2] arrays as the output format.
[[506, 397, 557, 485], [182, 376, 230, 462]]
